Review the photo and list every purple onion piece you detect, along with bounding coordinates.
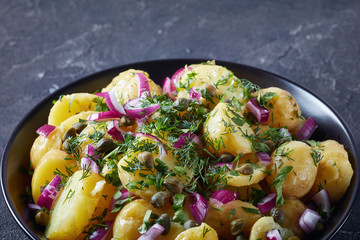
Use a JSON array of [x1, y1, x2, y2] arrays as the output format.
[[266, 229, 282, 240], [87, 111, 122, 122], [36, 124, 56, 138], [138, 223, 165, 240], [89, 221, 113, 240], [296, 117, 317, 141], [210, 190, 238, 205], [190, 193, 208, 224], [247, 98, 269, 123], [37, 175, 62, 211], [81, 157, 99, 174], [299, 208, 321, 234], [256, 152, 271, 165], [257, 193, 276, 214]]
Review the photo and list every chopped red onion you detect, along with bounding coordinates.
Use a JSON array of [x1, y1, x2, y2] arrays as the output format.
[[37, 175, 62, 210], [312, 188, 331, 220], [211, 162, 233, 171], [173, 133, 203, 149], [133, 132, 167, 157], [28, 203, 41, 211], [162, 77, 177, 98], [87, 144, 100, 160], [124, 96, 160, 120], [299, 208, 321, 234], [171, 67, 192, 83], [190, 193, 208, 224], [95, 92, 107, 97], [247, 98, 269, 123], [81, 157, 99, 174], [89, 221, 113, 240], [136, 73, 151, 98], [104, 91, 126, 115], [107, 120, 125, 142], [109, 188, 135, 211], [266, 229, 282, 240], [257, 193, 276, 214], [210, 190, 238, 206], [138, 223, 165, 240], [189, 88, 201, 101], [256, 152, 271, 165], [296, 117, 317, 141], [88, 111, 122, 121], [36, 124, 56, 138]]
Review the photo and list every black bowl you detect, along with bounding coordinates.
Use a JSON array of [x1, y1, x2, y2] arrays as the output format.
[[1, 59, 359, 239]]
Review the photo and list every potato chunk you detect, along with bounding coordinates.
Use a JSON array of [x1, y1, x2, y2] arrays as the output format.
[[45, 170, 106, 239], [308, 140, 353, 203], [266, 141, 317, 198], [203, 102, 254, 156], [175, 223, 218, 240], [102, 69, 162, 104], [278, 198, 306, 237], [48, 93, 97, 126], [249, 216, 294, 240]]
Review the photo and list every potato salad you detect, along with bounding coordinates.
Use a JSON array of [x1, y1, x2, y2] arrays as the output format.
[[28, 61, 353, 240]]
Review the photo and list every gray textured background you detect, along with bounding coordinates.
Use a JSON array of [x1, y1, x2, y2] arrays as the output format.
[[0, 0, 359, 239]]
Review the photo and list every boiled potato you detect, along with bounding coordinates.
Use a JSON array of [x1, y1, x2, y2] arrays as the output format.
[[266, 141, 317, 198], [226, 153, 267, 187], [249, 216, 294, 240], [177, 62, 248, 110], [204, 200, 261, 238], [277, 198, 306, 237], [32, 149, 78, 203], [255, 87, 301, 130], [308, 140, 353, 203], [48, 93, 97, 126], [30, 128, 62, 169], [203, 102, 254, 156], [175, 222, 218, 240], [59, 111, 95, 135], [45, 170, 106, 239], [102, 69, 162, 104]]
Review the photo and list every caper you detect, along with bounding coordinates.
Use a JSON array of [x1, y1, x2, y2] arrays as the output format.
[[163, 177, 183, 194], [220, 153, 235, 162], [120, 116, 134, 126], [150, 192, 165, 208], [159, 213, 171, 235], [205, 84, 216, 95], [173, 98, 191, 111], [35, 211, 49, 226], [62, 127, 76, 142], [138, 151, 154, 168], [270, 207, 285, 224], [316, 222, 324, 231], [95, 138, 117, 153], [72, 122, 87, 134], [62, 141, 71, 153], [184, 219, 198, 229], [235, 234, 245, 240], [230, 219, 246, 236], [223, 99, 231, 104], [236, 163, 254, 175], [264, 140, 275, 152]]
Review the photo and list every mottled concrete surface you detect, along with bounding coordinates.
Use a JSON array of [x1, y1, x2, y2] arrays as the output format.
[[0, 0, 359, 239]]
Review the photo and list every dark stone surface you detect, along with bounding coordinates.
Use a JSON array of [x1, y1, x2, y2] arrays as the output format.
[[0, 0, 359, 239]]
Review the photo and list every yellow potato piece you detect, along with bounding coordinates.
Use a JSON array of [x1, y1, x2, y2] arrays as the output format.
[[175, 223, 218, 240], [102, 69, 162, 104], [249, 217, 281, 240], [59, 111, 96, 135], [31, 149, 78, 203], [256, 87, 301, 130], [177, 62, 247, 110], [45, 170, 106, 239], [205, 200, 261, 238], [48, 93, 97, 126], [266, 141, 317, 198], [308, 140, 353, 203], [203, 102, 254, 156], [278, 198, 306, 237], [30, 128, 62, 169]]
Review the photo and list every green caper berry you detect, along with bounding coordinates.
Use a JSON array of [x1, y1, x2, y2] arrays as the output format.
[[220, 153, 235, 162], [35, 211, 49, 226], [270, 207, 285, 224], [163, 177, 183, 194], [230, 219, 246, 236], [184, 219, 198, 229], [173, 98, 191, 111], [264, 140, 275, 152], [62, 127, 76, 142], [159, 213, 171, 235], [120, 116, 134, 126], [95, 138, 117, 153], [236, 163, 254, 175], [235, 234, 245, 240], [150, 192, 165, 208], [72, 122, 87, 134], [62, 141, 72, 153], [138, 151, 154, 168]]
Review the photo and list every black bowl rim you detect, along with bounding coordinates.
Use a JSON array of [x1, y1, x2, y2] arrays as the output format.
[[1, 58, 359, 239]]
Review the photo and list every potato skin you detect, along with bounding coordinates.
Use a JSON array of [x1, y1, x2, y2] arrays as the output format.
[[175, 222, 218, 240], [307, 140, 353, 203], [266, 141, 317, 199], [255, 87, 301, 131], [204, 200, 261, 239], [203, 102, 254, 156]]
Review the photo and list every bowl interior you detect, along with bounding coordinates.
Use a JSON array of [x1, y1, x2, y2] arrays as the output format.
[[1, 59, 359, 239]]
